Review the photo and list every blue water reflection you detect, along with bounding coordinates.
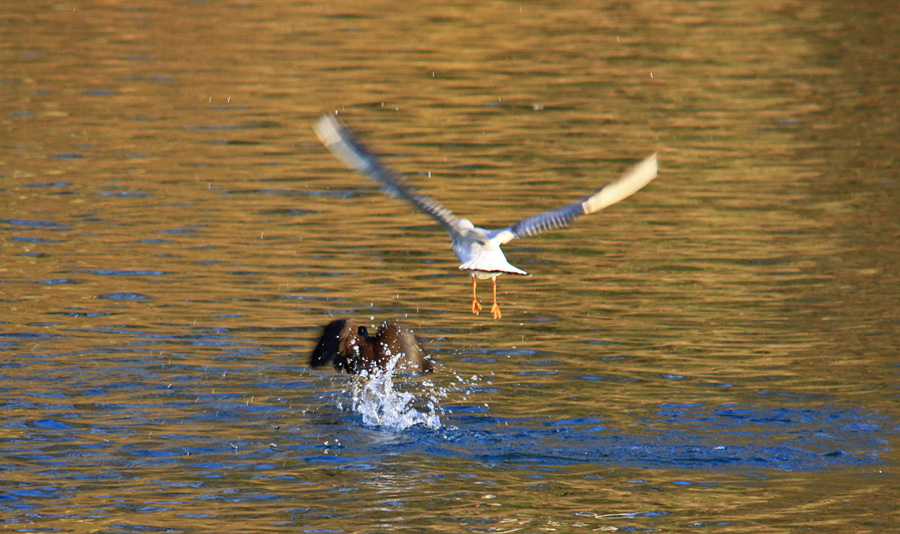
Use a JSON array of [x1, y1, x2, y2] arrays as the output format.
[[291, 402, 887, 473]]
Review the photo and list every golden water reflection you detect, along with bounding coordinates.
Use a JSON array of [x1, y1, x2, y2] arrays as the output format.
[[2, 0, 898, 531]]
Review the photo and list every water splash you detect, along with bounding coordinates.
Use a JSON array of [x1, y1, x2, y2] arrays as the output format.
[[338, 350, 448, 431], [349, 370, 442, 431]]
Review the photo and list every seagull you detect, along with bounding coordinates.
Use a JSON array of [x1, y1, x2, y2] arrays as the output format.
[[310, 319, 432, 375], [313, 113, 658, 320]]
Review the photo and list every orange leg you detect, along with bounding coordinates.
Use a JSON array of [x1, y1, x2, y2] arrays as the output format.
[[471, 277, 482, 315], [490, 277, 502, 320]]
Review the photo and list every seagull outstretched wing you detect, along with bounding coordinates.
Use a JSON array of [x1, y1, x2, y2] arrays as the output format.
[[494, 153, 658, 244], [313, 114, 464, 240]]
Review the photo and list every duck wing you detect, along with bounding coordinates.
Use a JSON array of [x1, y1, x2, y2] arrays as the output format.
[[310, 319, 360, 372], [376, 322, 433, 373]]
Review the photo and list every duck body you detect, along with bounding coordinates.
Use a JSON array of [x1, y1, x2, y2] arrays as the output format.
[[310, 319, 432, 375]]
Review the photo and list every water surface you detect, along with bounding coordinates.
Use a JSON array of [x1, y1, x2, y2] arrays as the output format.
[[2, 0, 899, 531]]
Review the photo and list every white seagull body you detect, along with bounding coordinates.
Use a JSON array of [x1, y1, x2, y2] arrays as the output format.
[[313, 113, 658, 319]]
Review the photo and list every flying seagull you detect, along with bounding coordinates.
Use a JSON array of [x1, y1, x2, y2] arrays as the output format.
[[313, 113, 658, 320]]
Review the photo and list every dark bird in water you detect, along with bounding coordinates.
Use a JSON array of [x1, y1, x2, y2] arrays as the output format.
[[313, 113, 658, 320], [310, 319, 432, 375]]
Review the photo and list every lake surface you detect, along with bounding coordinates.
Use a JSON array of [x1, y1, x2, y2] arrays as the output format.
[[2, 0, 899, 532]]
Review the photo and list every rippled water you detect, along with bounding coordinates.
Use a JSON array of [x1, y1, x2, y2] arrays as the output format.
[[3, 0, 899, 531]]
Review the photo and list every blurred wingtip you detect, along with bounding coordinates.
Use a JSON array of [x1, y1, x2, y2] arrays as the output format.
[[312, 113, 341, 147], [309, 318, 351, 369], [580, 152, 659, 214]]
